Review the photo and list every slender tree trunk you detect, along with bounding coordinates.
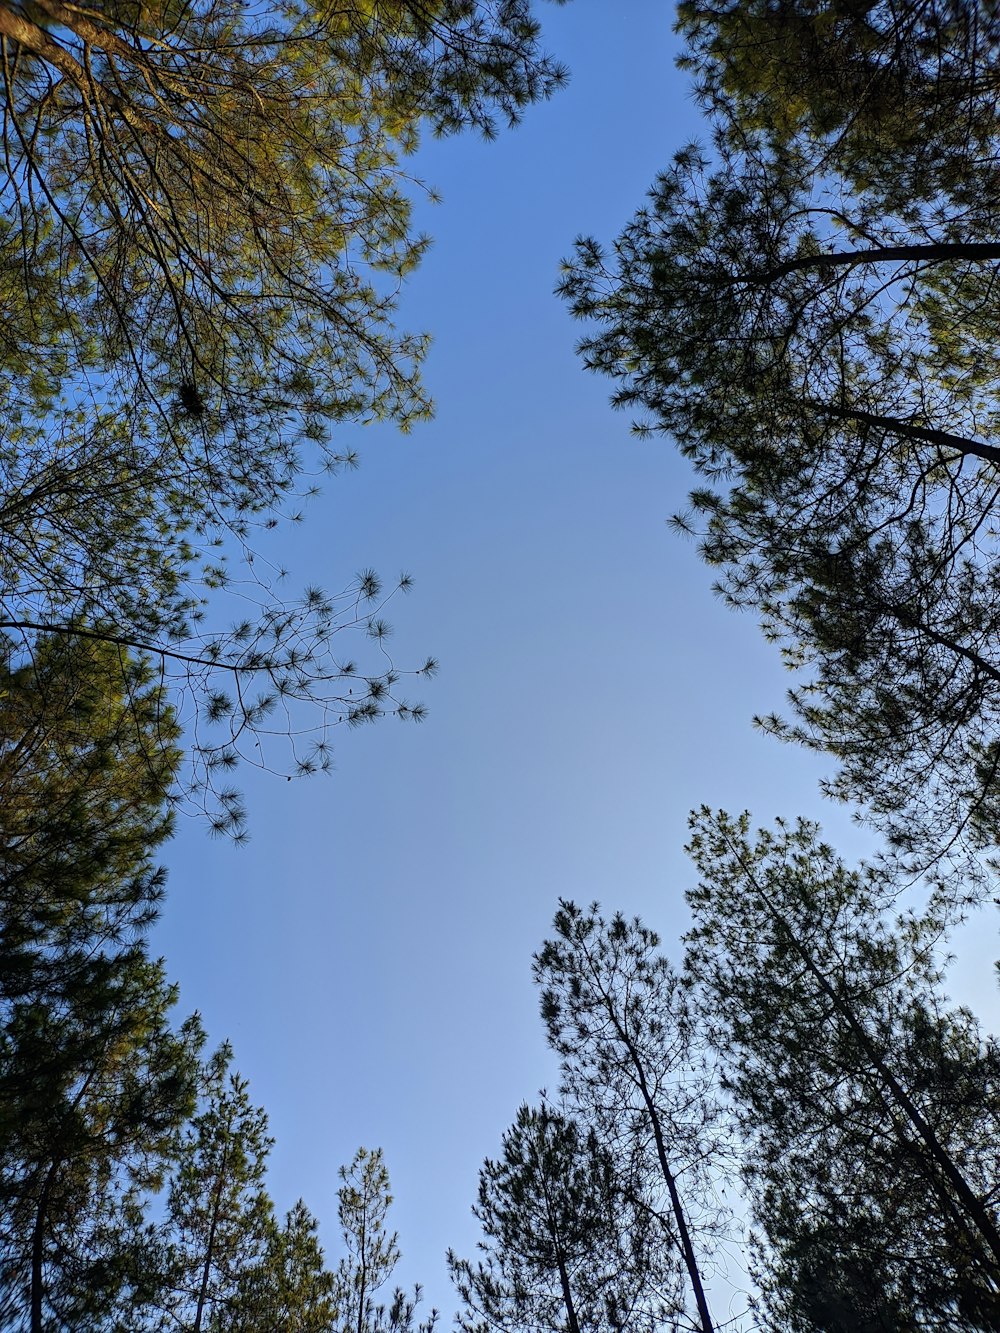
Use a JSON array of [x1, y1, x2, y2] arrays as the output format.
[[553, 1245, 581, 1333], [193, 1141, 230, 1333], [593, 994, 716, 1333], [630, 1057, 716, 1333], [356, 1206, 367, 1333], [30, 1163, 58, 1333], [534, 1138, 583, 1333]]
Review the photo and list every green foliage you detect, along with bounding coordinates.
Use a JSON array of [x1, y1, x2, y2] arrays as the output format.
[[0, 635, 201, 1331], [156, 1043, 276, 1331], [1, 0, 568, 432], [684, 808, 1000, 1330], [331, 1147, 436, 1333], [532, 902, 725, 1333], [0, 0, 566, 828], [561, 116, 1000, 882], [676, 0, 1000, 210], [449, 1103, 667, 1333], [0, 968, 203, 1332], [224, 1200, 336, 1333], [0, 631, 180, 897]]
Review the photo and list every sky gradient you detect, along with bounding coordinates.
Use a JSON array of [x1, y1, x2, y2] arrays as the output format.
[[153, 0, 999, 1312]]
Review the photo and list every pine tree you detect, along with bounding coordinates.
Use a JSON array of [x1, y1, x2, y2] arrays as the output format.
[[0, 0, 567, 826], [560, 117, 1000, 882], [331, 1147, 436, 1333], [449, 1102, 670, 1333], [156, 1044, 276, 1332], [533, 902, 725, 1333], [225, 1199, 336, 1333], [0, 963, 203, 1332], [0, 634, 201, 1331], [684, 808, 1000, 1328]]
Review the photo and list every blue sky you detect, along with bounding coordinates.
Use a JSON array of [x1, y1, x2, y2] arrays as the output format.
[[153, 0, 998, 1312]]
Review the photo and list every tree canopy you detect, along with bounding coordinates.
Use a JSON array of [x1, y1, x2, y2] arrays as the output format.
[[676, 0, 1000, 210], [561, 99, 1000, 881], [456, 823, 1000, 1332], [0, 0, 568, 828], [6, 1, 1000, 1327], [684, 808, 1000, 1330], [449, 1103, 670, 1333]]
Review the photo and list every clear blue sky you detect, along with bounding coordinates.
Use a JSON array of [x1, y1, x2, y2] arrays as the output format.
[[153, 0, 998, 1313]]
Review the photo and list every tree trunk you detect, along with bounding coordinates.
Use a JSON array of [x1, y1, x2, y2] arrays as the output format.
[[535, 1141, 582, 1333], [193, 1141, 230, 1333], [552, 1240, 581, 1333], [30, 1163, 58, 1333], [631, 1056, 716, 1333], [595, 997, 716, 1333]]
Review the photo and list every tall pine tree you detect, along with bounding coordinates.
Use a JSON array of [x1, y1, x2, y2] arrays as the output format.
[[0, 634, 201, 1331], [449, 1102, 671, 1333], [684, 808, 1000, 1329], [533, 903, 726, 1333]]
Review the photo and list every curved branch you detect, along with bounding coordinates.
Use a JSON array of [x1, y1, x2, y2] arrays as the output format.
[[808, 402, 1000, 467], [751, 241, 1000, 285]]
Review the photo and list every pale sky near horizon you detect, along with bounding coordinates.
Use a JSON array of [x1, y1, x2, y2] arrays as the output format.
[[153, 0, 999, 1314]]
